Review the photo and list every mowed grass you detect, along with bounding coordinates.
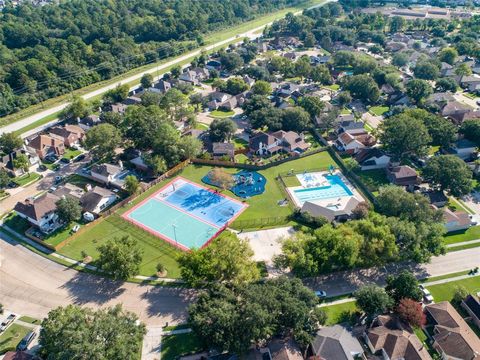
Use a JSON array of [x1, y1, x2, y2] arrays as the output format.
[[321, 301, 358, 326], [161, 332, 204, 360], [353, 169, 389, 194], [444, 226, 480, 245], [0, 324, 30, 354], [369, 106, 389, 116], [426, 276, 480, 303], [58, 151, 338, 276], [13, 172, 41, 187], [210, 109, 235, 118]]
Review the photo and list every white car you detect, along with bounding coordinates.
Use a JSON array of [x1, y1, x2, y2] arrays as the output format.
[[72, 225, 80, 233], [421, 288, 434, 303]]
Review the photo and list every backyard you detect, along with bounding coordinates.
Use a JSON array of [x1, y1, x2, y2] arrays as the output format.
[[321, 301, 358, 326], [444, 226, 480, 245], [57, 151, 339, 277], [369, 106, 389, 116], [13, 172, 42, 187], [161, 332, 204, 360], [353, 168, 389, 195]]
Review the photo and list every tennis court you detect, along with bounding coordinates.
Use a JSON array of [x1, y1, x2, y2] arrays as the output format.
[[122, 177, 247, 250]]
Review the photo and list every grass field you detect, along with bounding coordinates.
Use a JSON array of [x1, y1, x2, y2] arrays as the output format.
[[210, 109, 235, 118], [58, 151, 338, 276], [0, 324, 31, 354], [2, 0, 327, 133], [13, 173, 41, 187], [444, 226, 480, 245], [322, 301, 358, 326], [18, 316, 41, 325], [161, 332, 204, 360], [426, 276, 480, 302], [353, 169, 389, 194], [369, 106, 389, 116], [62, 148, 82, 161]]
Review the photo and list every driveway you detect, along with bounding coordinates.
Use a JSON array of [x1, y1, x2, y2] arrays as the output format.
[[0, 232, 194, 326]]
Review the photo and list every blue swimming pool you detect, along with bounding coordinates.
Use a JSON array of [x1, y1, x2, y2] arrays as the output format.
[[293, 175, 353, 204]]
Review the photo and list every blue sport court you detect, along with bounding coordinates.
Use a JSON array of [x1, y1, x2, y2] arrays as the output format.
[[123, 178, 247, 250]]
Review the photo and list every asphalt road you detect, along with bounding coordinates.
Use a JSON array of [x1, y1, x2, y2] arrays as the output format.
[[0, 0, 334, 136]]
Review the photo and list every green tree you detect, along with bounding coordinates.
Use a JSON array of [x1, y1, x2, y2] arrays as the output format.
[[0, 132, 23, 153], [143, 154, 167, 176], [209, 118, 237, 142], [160, 88, 191, 121], [0, 169, 10, 189], [178, 136, 203, 159], [39, 305, 145, 360], [435, 77, 458, 93], [438, 47, 458, 65], [455, 63, 472, 76], [12, 153, 29, 173], [452, 285, 469, 307], [379, 113, 431, 159], [220, 52, 244, 72], [460, 119, 480, 146], [355, 285, 393, 319], [170, 65, 182, 78], [55, 197, 82, 224], [178, 231, 260, 286], [389, 16, 406, 33], [392, 52, 409, 67], [337, 91, 352, 107], [103, 84, 130, 104], [423, 155, 473, 196], [343, 74, 380, 103], [124, 175, 139, 195], [97, 236, 143, 280], [251, 80, 272, 95], [414, 61, 440, 80], [298, 96, 324, 120], [405, 109, 457, 147], [310, 65, 331, 84], [61, 95, 91, 120], [406, 79, 433, 104], [281, 107, 311, 132], [84, 124, 122, 159], [140, 73, 153, 88], [386, 270, 422, 304], [225, 77, 249, 95]]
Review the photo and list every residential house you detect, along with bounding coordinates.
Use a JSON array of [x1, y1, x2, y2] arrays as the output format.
[[450, 109, 480, 125], [354, 148, 391, 170], [179, 67, 210, 85], [301, 195, 361, 222], [447, 139, 478, 161], [249, 130, 310, 156], [90, 163, 125, 185], [335, 132, 376, 155], [53, 183, 85, 201], [283, 52, 297, 61], [243, 75, 255, 88], [364, 315, 432, 360], [150, 80, 172, 94], [440, 62, 455, 77], [78, 114, 101, 131], [458, 75, 480, 92], [425, 301, 480, 360], [441, 101, 473, 122], [26, 134, 65, 160], [212, 142, 235, 160], [424, 190, 448, 207], [123, 95, 142, 105], [426, 92, 456, 111], [336, 120, 366, 136], [246, 338, 303, 360], [110, 103, 128, 114], [462, 294, 480, 329], [276, 83, 301, 98], [80, 186, 117, 215], [207, 92, 231, 110], [308, 324, 364, 360], [48, 125, 85, 148], [14, 193, 61, 233], [386, 165, 420, 186], [442, 207, 473, 233], [2, 352, 40, 360], [0, 149, 39, 176], [206, 60, 222, 71], [310, 55, 331, 65]]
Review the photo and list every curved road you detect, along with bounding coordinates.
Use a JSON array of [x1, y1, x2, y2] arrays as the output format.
[[0, 233, 194, 325]]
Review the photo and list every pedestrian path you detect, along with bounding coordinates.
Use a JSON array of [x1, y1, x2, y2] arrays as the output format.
[[446, 238, 480, 248]]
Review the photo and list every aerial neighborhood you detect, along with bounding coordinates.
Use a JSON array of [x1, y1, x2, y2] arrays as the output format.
[[0, 0, 480, 359]]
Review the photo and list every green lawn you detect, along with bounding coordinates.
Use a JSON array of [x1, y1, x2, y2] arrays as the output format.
[[194, 122, 209, 130], [369, 106, 389, 116], [18, 316, 41, 325], [62, 148, 82, 161], [340, 108, 351, 115], [210, 109, 235, 118], [4, 214, 31, 234], [43, 222, 82, 248], [234, 153, 249, 164], [426, 277, 480, 303], [232, 137, 249, 150], [13, 172, 41, 187], [59, 152, 338, 276], [0, 324, 31, 354], [323, 84, 340, 91], [428, 145, 440, 156], [444, 226, 480, 245], [322, 301, 359, 326], [161, 332, 204, 360], [353, 169, 389, 194], [421, 270, 472, 283]]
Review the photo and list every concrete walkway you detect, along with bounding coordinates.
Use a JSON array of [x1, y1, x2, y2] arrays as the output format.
[[446, 238, 480, 248]]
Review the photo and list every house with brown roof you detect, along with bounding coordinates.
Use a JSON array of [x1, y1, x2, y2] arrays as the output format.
[[48, 125, 85, 148], [249, 130, 310, 156], [442, 207, 473, 233], [364, 315, 432, 360], [335, 132, 376, 155], [212, 142, 235, 160], [425, 301, 480, 360], [14, 193, 61, 233], [355, 148, 391, 170], [386, 165, 420, 186], [462, 295, 480, 330], [25, 134, 65, 160], [80, 186, 117, 215]]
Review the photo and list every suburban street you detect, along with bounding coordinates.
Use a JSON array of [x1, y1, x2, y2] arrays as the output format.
[[1, 227, 479, 325], [0, 0, 333, 136]]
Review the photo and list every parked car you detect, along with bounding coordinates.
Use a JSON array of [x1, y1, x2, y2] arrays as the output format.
[[315, 290, 327, 299], [38, 164, 47, 171], [421, 288, 434, 303], [54, 175, 64, 184], [74, 154, 86, 162], [7, 182, 18, 188], [17, 331, 36, 351], [71, 225, 80, 233], [0, 322, 8, 332], [60, 157, 71, 164]]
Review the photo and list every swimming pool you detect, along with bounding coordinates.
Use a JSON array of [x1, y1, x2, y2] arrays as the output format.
[[293, 174, 353, 204]]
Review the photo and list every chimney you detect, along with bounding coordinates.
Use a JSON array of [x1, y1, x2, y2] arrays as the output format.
[[118, 160, 123, 169], [85, 184, 92, 192]]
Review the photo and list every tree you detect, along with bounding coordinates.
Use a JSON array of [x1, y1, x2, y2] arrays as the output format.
[[0, 132, 23, 153], [408, 109, 457, 147], [12, 153, 29, 173], [435, 77, 458, 93], [386, 271, 422, 304], [55, 197, 82, 224], [251, 80, 272, 95], [39, 305, 145, 359], [460, 119, 480, 146], [189, 277, 321, 353], [392, 52, 409, 68], [452, 285, 469, 307], [84, 123, 122, 159], [170, 65, 182, 78], [455, 63, 472, 76], [379, 113, 431, 159], [414, 61, 440, 80], [337, 91, 352, 107], [178, 136, 203, 160], [189, 93, 204, 112], [220, 52, 244, 72], [390, 16, 406, 33], [143, 154, 167, 176], [355, 285, 393, 318], [423, 155, 473, 196], [209, 118, 237, 142], [281, 107, 311, 132], [310, 65, 331, 84], [207, 168, 234, 190], [140, 73, 153, 88], [438, 47, 458, 65], [61, 95, 91, 120], [103, 84, 129, 104], [97, 236, 143, 280], [406, 79, 432, 104], [397, 298, 426, 327], [124, 175, 139, 195], [343, 74, 380, 103], [0, 169, 9, 189], [160, 88, 190, 121], [298, 96, 324, 120], [178, 231, 259, 286], [225, 77, 249, 95]]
